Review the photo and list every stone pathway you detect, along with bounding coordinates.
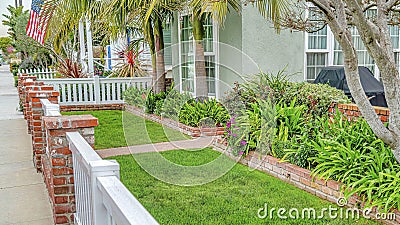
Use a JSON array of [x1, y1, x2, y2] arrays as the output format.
[[97, 137, 217, 158], [0, 65, 53, 225]]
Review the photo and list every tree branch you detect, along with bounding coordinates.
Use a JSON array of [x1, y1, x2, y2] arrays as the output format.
[[384, 0, 400, 11]]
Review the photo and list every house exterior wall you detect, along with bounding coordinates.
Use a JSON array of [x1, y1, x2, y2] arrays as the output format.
[[241, 6, 305, 82], [218, 9, 244, 98], [170, 7, 306, 99], [171, 12, 180, 91]]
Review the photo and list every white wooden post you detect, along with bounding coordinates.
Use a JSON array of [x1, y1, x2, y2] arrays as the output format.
[[94, 76, 101, 104], [79, 19, 87, 74], [86, 18, 94, 76]]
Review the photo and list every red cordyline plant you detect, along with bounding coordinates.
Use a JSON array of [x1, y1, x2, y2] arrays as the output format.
[[114, 45, 146, 77], [56, 58, 86, 78]]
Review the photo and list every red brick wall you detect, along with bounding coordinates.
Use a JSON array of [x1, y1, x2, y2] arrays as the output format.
[[329, 103, 390, 123], [28, 90, 59, 171]]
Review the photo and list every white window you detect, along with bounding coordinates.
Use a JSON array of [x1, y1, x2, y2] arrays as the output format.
[[305, 27, 329, 81], [305, 8, 399, 81], [305, 9, 330, 82], [178, 13, 218, 97], [179, 15, 195, 93]]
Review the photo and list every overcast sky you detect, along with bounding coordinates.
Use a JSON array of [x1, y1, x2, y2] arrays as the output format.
[[0, 0, 31, 37]]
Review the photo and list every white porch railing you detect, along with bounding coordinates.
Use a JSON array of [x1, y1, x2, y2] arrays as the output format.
[[67, 132, 159, 225], [40, 76, 152, 105], [18, 68, 57, 79]]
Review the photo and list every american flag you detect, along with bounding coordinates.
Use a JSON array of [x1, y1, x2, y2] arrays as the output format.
[[26, 0, 49, 45]]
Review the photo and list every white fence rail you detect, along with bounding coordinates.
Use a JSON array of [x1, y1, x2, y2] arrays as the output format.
[[18, 68, 57, 79], [67, 132, 159, 225], [40, 76, 152, 105]]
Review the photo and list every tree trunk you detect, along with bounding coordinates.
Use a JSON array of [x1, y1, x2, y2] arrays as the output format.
[[154, 17, 166, 94], [19, 0, 22, 7], [146, 21, 157, 92], [15, 0, 18, 7], [193, 14, 208, 98], [339, 1, 400, 160]]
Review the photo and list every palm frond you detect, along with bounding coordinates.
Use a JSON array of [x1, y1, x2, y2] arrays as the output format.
[[248, 0, 289, 32]]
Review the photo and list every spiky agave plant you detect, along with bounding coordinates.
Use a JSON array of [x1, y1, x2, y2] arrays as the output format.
[[113, 43, 146, 78]]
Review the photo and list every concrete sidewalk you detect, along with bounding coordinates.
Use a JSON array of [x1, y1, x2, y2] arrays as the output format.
[[0, 65, 53, 225]]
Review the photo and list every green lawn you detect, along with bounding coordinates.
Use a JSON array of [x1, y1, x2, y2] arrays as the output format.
[[108, 148, 380, 225], [62, 110, 189, 149]]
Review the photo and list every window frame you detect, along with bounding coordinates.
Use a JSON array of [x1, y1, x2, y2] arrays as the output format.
[[303, 5, 400, 81], [177, 11, 220, 98]]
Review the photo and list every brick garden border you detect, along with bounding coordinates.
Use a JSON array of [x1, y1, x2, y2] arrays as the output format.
[[329, 103, 389, 123], [213, 138, 400, 225], [60, 104, 124, 112], [125, 105, 225, 138]]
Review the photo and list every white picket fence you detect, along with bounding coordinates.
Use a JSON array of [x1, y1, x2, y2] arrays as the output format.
[[40, 76, 152, 105], [18, 68, 57, 79], [67, 131, 159, 225]]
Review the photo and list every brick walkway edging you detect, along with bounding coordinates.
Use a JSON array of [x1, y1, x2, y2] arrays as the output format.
[[213, 138, 400, 225], [125, 105, 225, 137]]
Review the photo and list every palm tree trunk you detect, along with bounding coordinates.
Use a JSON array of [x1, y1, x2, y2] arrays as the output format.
[[193, 14, 208, 98], [154, 17, 166, 94], [146, 21, 157, 92], [19, 0, 22, 7], [15, 0, 18, 7]]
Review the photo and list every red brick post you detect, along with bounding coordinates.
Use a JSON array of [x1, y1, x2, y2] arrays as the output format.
[[28, 90, 60, 171], [21, 80, 44, 120], [42, 115, 98, 224], [17, 74, 36, 99]]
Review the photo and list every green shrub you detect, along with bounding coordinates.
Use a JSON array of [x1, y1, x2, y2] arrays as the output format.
[[227, 99, 275, 156], [271, 99, 318, 168], [301, 112, 400, 212], [281, 82, 350, 117], [178, 99, 229, 127], [123, 87, 147, 109], [161, 90, 192, 120], [223, 70, 350, 118], [124, 87, 229, 127], [311, 135, 400, 212]]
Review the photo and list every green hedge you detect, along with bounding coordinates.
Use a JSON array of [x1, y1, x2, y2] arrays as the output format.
[[124, 88, 229, 127]]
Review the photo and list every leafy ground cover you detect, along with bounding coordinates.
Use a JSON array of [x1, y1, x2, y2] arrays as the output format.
[[62, 110, 189, 149], [108, 148, 380, 225]]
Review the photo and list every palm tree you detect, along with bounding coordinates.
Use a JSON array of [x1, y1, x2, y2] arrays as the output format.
[[105, 0, 182, 93], [44, 0, 102, 54], [189, 0, 288, 97]]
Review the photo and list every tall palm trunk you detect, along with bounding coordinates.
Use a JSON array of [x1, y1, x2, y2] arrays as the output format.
[[154, 17, 166, 94], [15, 0, 18, 7], [146, 21, 157, 92], [193, 14, 207, 98], [19, 0, 22, 7]]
